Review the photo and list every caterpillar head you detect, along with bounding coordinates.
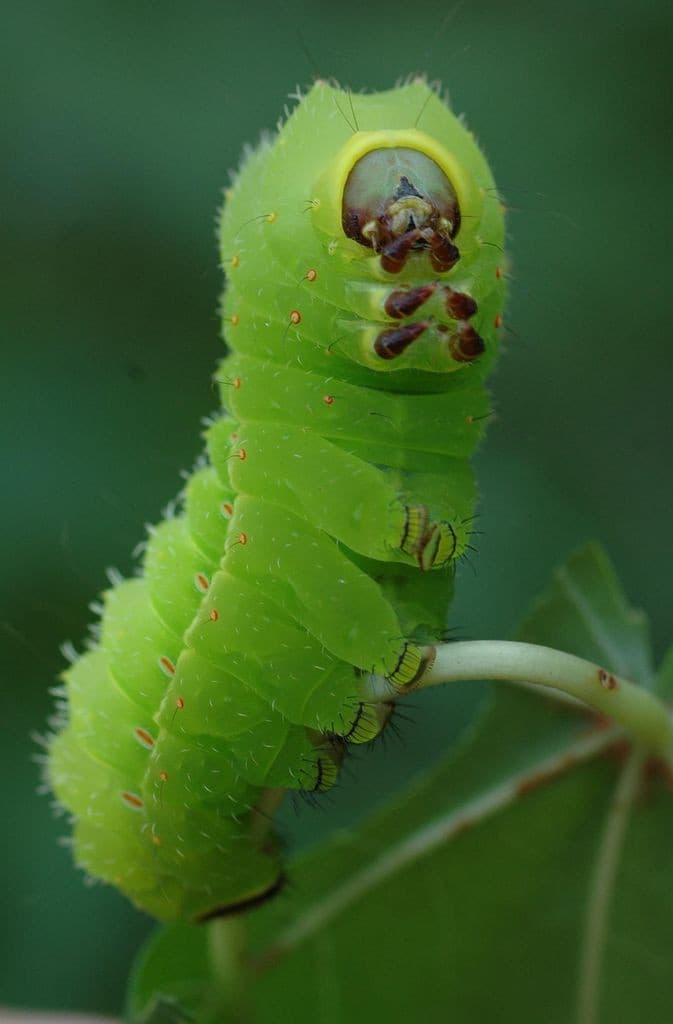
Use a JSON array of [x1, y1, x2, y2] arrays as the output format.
[[342, 145, 461, 274], [220, 80, 505, 376]]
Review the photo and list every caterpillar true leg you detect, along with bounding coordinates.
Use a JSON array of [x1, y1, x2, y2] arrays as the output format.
[[222, 421, 464, 570], [223, 495, 427, 687], [183, 571, 386, 741]]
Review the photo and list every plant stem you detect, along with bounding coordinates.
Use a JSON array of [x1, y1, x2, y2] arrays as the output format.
[[365, 641, 673, 757], [576, 745, 645, 1024], [207, 789, 286, 1021], [207, 917, 251, 1023]]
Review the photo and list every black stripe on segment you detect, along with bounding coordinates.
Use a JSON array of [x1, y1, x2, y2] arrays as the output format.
[[402, 645, 437, 690], [400, 506, 411, 551], [313, 757, 324, 792], [389, 643, 409, 681], [196, 873, 287, 923], [343, 702, 365, 741]]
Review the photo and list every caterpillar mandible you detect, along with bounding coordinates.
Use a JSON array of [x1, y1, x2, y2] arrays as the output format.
[[46, 80, 506, 923]]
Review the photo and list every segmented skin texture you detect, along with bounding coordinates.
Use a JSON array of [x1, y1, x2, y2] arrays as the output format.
[[47, 81, 506, 922]]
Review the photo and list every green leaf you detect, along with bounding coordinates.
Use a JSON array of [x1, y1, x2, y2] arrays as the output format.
[[137, 995, 195, 1024], [517, 542, 654, 684], [127, 921, 209, 1024], [128, 544, 673, 1022], [242, 543, 673, 1022], [127, 916, 250, 1024]]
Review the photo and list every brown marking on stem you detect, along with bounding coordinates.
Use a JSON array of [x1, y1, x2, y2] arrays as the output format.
[[598, 668, 619, 691], [515, 734, 623, 798], [645, 756, 673, 791]]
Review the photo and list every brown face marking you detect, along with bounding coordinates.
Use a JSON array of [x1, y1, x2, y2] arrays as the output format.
[[445, 288, 478, 320], [374, 321, 429, 359], [384, 284, 436, 319], [342, 148, 461, 274], [379, 228, 424, 274], [449, 322, 485, 362], [428, 233, 460, 273]]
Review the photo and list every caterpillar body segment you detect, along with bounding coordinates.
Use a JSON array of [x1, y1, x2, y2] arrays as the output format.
[[218, 354, 490, 461], [221, 420, 464, 569], [47, 81, 505, 922]]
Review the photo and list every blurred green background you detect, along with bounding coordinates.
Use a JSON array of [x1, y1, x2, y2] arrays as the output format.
[[3, 0, 672, 1014]]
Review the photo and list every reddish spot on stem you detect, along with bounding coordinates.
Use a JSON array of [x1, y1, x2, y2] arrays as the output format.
[[598, 668, 618, 691]]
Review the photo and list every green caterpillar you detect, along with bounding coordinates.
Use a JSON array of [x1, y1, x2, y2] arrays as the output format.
[[46, 80, 506, 922]]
